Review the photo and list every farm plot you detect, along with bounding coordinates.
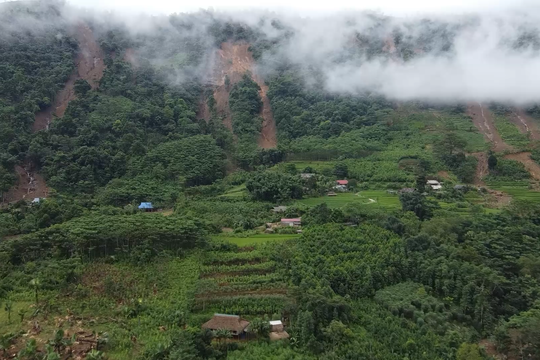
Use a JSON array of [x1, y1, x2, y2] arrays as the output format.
[[195, 248, 290, 318], [213, 233, 300, 246], [297, 191, 401, 209]]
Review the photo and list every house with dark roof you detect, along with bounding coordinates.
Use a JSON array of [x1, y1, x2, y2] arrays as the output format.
[[201, 314, 250, 337]]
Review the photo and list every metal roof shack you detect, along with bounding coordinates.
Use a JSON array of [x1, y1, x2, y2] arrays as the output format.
[[201, 314, 250, 336], [138, 202, 157, 212], [269, 320, 284, 332], [268, 320, 289, 341]]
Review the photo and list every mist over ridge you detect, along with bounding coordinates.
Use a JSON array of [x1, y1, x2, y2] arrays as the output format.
[[3, 0, 540, 104]]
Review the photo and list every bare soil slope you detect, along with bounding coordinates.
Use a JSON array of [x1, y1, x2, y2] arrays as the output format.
[[511, 109, 540, 141], [207, 42, 277, 147], [467, 103, 512, 152], [3, 165, 48, 203], [471, 152, 488, 186], [8, 23, 105, 204], [505, 152, 540, 180], [33, 23, 105, 132]]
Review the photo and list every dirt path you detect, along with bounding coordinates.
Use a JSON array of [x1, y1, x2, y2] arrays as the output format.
[[471, 152, 488, 186], [467, 102, 513, 152], [511, 108, 540, 141], [505, 152, 540, 180], [208, 42, 277, 147], [7, 22, 106, 204]]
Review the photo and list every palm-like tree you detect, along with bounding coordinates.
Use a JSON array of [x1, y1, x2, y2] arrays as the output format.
[[213, 329, 233, 355], [29, 278, 41, 305], [86, 349, 105, 360], [4, 301, 12, 324]]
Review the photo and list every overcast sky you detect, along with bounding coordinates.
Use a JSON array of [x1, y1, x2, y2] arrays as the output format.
[[65, 0, 532, 16]]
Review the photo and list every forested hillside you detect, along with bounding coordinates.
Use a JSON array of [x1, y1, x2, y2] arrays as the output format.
[[2, 1, 540, 359]]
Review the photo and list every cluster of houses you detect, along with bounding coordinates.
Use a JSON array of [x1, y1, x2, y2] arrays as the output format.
[[397, 180, 468, 195], [202, 313, 289, 341]]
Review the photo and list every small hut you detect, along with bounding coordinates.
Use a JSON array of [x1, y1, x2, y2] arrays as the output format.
[[138, 202, 156, 212], [269, 320, 289, 341], [201, 314, 250, 338]]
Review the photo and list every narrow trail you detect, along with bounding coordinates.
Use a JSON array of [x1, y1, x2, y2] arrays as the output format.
[[511, 108, 540, 141], [199, 42, 277, 147], [6, 22, 105, 204]]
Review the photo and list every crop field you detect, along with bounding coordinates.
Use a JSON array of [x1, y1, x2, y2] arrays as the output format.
[[487, 181, 540, 201], [194, 247, 290, 319], [297, 190, 401, 209], [493, 115, 530, 149], [213, 233, 300, 246], [219, 184, 248, 198], [402, 110, 488, 152]]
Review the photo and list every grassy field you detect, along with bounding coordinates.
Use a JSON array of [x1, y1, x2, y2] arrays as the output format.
[[487, 181, 540, 201], [219, 184, 247, 198], [213, 233, 301, 246], [297, 191, 401, 209], [493, 115, 530, 149], [271, 161, 335, 173]]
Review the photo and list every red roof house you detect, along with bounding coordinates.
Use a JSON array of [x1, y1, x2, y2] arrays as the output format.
[[336, 180, 349, 185]]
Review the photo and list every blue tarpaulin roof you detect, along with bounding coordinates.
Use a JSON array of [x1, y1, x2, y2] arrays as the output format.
[[139, 202, 153, 209]]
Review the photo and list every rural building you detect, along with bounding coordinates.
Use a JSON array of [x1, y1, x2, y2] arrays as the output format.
[[138, 202, 156, 212], [399, 188, 415, 194], [201, 314, 250, 337], [300, 173, 315, 179], [269, 320, 284, 332], [269, 320, 289, 341], [327, 191, 337, 196], [427, 180, 442, 190], [281, 218, 301, 226], [272, 206, 288, 213], [31, 197, 44, 204], [334, 180, 349, 192]]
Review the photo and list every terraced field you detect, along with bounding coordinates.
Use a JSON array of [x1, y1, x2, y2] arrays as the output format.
[[194, 248, 290, 318], [213, 234, 300, 246]]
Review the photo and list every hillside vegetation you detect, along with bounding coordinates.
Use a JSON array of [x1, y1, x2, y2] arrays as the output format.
[[2, 2, 540, 360]]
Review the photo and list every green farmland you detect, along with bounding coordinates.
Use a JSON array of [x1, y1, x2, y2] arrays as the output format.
[[213, 233, 301, 246], [297, 191, 401, 209]]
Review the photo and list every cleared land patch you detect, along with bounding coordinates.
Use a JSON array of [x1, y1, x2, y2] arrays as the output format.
[[297, 191, 401, 209]]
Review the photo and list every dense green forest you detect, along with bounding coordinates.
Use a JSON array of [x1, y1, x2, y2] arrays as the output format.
[[2, 1, 540, 360]]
